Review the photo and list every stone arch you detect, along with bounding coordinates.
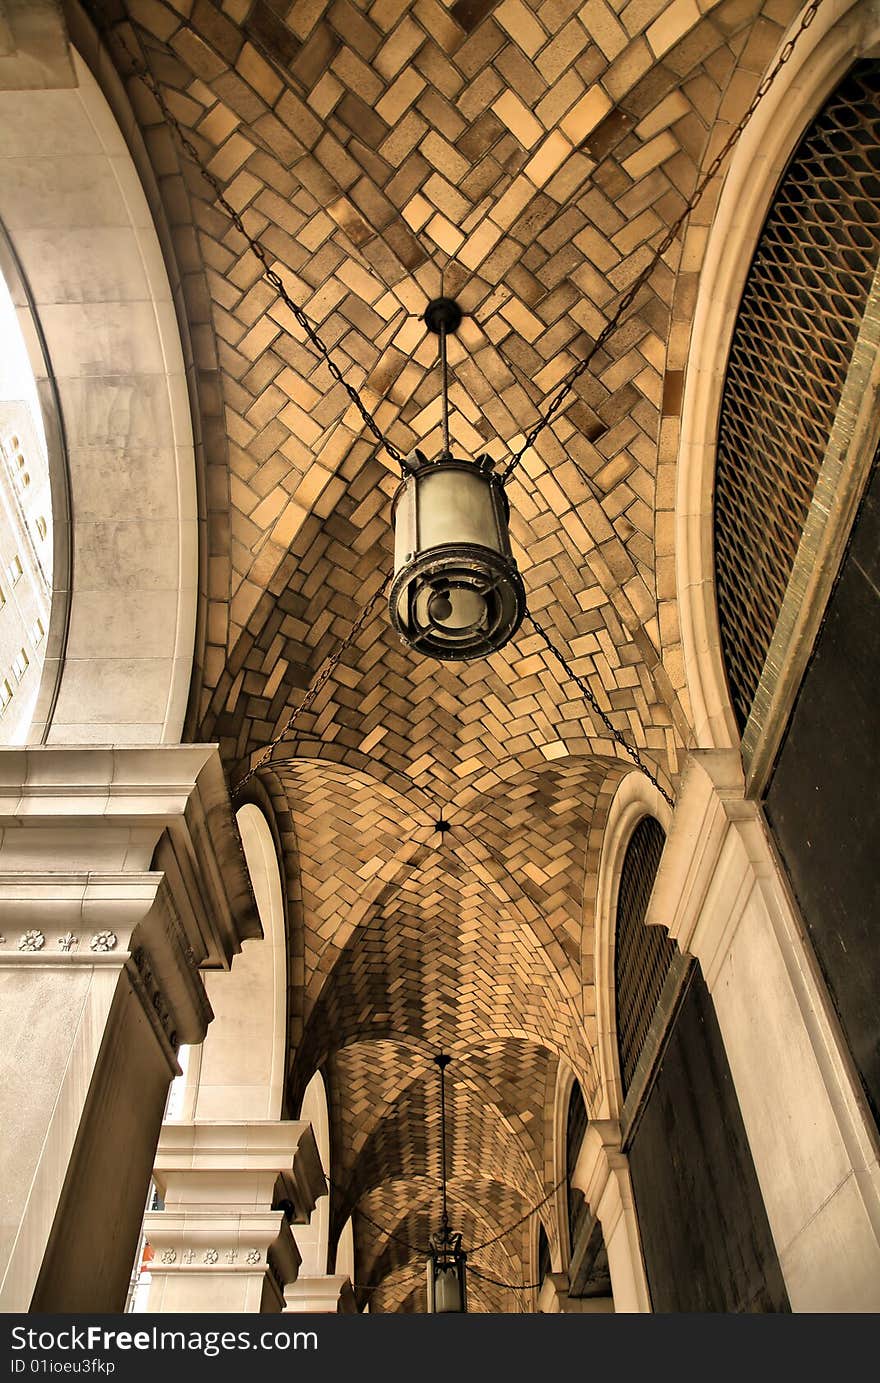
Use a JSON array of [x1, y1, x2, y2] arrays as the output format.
[[0, 42, 197, 744], [335, 1215, 355, 1281], [675, 0, 880, 750], [593, 771, 673, 1120], [295, 1069, 331, 1276], [181, 801, 287, 1121], [0, 224, 68, 744]]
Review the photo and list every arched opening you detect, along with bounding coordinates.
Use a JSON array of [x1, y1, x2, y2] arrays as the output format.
[[0, 43, 197, 744], [615, 816, 788, 1312], [708, 59, 880, 1138], [675, 0, 879, 753], [614, 817, 676, 1103], [565, 1078, 588, 1257], [563, 1077, 611, 1304], [0, 257, 55, 742]]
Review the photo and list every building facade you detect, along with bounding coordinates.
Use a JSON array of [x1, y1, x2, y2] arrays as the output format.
[[0, 0, 877, 1314]]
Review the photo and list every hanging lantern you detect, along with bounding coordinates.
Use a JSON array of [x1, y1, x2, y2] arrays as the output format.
[[389, 299, 525, 661], [426, 1052, 468, 1312], [390, 454, 525, 660], [427, 1225, 468, 1313]]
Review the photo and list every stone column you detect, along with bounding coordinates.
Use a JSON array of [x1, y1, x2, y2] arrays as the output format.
[[0, 747, 259, 1312], [144, 1121, 326, 1313], [572, 1120, 651, 1313], [648, 750, 880, 1311], [283, 1275, 356, 1314]]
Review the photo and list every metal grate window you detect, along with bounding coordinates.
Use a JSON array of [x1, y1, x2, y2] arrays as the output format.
[[714, 60, 880, 729], [615, 816, 676, 1097]]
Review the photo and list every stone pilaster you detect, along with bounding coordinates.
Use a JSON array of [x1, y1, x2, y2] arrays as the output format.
[[145, 1121, 326, 1313], [648, 749, 880, 1311], [572, 1120, 651, 1313], [0, 746, 259, 1312]]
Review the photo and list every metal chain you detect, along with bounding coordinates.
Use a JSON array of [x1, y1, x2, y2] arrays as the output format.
[[468, 1265, 543, 1292], [232, 579, 390, 796], [525, 610, 675, 808], [500, 0, 822, 484], [469, 1174, 567, 1253], [334, 1173, 565, 1274], [105, 18, 408, 472]]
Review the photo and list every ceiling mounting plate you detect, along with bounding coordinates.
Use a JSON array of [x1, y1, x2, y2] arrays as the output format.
[[423, 297, 463, 335]]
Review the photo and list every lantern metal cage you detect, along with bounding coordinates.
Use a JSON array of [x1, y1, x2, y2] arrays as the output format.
[[388, 298, 526, 662], [426, 1224, 468, 1313], [389, 452, 525, 660]]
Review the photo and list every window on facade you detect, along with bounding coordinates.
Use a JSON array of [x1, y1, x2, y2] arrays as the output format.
[[5, 555, 22, 586], [0, 679, 12, 712], [30, 616, 44, 646], [12, 647, 28, 681], [614, 816, 677, 1098], [35, 516, 46, 540]]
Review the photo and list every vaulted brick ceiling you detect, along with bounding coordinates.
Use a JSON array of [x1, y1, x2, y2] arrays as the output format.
[[96, 0, 798, 1309]]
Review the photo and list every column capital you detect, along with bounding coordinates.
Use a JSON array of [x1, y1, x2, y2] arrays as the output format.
[[571, 1122, 651, 1313], [145, 1121, 327, 1313], [0, 744, 260, 968], [537, 1273, 570, 1313], [572, 1120, 626, 1206], [153, 1120, 327, 1224], [283, 1275, 356, 1314], [646, 748, 768, 986], [0, 746, 261, 1311], [144, 1210, 301, 1313]]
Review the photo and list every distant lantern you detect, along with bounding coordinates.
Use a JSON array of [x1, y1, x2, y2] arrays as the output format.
[[425, 1053, 468, 1313], [426, 1224, 468, 1313], [389, 299, 525, 661]]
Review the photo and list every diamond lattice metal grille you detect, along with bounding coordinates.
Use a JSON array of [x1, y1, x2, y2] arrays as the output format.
[[714, 60, 880, 729]]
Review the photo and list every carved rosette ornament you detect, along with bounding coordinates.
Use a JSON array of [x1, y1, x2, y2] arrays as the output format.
[[161, 1245, 268, 1268], [90, 930, 118, 952], [18, 930, 45, 952]]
